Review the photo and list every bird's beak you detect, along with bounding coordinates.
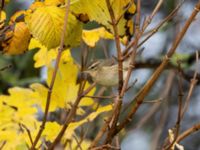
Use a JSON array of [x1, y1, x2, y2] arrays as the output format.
[[76, 71, 93, 84]]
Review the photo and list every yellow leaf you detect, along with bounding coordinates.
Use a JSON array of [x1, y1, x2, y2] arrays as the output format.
[[71, 0, 135, 38], [0, 130, 26, 150], [0, 88, 39, 149], [66, 104, 112, 137], [0, 50, 97, 148], [31, 82, 73, 112], [2, 87, 38, 125], [42, 122, 62, 141], [29, 38, 57, 68], [26, 5, 82, 49], [46, 50, 96, 111], [29, 50, 95, 112], [28, 2, 45, 11], [0, 11, 6, 23], [44, 0, 65, 6], [3, 22, 31, 55], [82, 27, 113, 47]]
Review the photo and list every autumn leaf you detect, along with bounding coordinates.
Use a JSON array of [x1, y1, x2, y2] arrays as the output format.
[[44, 0, 65, 6], [0, 49, 96, 147], [26, 4, 82, 49], [42, 104, 112, 143], [2, 22, 31, 55], [22, 50, 95, 112], [0, 11, 6, 24], [68, 105, 112, 134], [9, 10, 26, 24], [70, 0, 136, 38], [0, 88, 38, 149], [29, 38, 57, 68], [45, 50, 95, 111], [82, 27, 113, 47]]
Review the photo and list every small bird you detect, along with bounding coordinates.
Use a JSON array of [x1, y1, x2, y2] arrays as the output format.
[[83, 58, 130, 86]]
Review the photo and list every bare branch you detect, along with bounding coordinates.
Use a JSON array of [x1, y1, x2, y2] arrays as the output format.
[[31, 0, 71, 149]]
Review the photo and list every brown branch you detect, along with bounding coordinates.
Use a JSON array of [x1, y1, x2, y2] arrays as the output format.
[[91, 0, 175, 147], [176, 123, 200, 143], [89, 120, 108, 148], [163, 66, 184, 150], [117, 0, 200, 135], [181, 51, 199, 119], [120, 0, 141, 98], [30, 0, 71, 149], [101, 0, 125, 145], [0, 141, 6, 150], [73, 135, 83, 150], [91, 144, 120, 150], [48, 82, 96, 149], [137, 72, 175, 131], [0, 0, 4, 10], [123, 0, 164, 54], [137, 2, 182, 49], [106, 0, 123, 91], [134, 57, 200, 83], [104, 0, 142, 145], [142, 0, 164, 31], [150, 101, 168, 150], [84, 95, 115, 99], [20, 123, 34, 146], [0, 64, 12, 72]]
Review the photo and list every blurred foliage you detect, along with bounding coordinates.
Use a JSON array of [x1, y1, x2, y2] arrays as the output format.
[[0, 0, 39, 93], [0, 50, 40, 93]]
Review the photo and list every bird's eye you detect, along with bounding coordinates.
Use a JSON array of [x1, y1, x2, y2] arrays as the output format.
[[89, 65, 96, 70], [88, 61, 100, 70]]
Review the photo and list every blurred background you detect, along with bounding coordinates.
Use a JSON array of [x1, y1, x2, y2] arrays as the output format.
[[1, 0, 200, 149]]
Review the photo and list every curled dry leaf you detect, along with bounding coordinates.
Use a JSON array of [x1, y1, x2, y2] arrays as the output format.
[[0, 10, 31, 55], [2, 22, 31, 55]]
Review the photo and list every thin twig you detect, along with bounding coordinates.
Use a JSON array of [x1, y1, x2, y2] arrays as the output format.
[[137, 2, 182, 48], [20, 123, 34, 146], [102, 0, 124, 145], [150, 71, 174, 150], [163, 51, 199, 148], [106, 0, 123, 91], [117, 0, 200, 135], [137, 72, 175, 131], [143, 98, 163, 103], [150, 100, 168, 150], [91, 0, 172, 146], [123, 0, 164, 54], [73, 135, 83, 150], [142, 0, 164, 31], [105, 0, 142, 144], [30, 0, 71, 149], [181, 51, 199, 119], [0, 141, 6, 150], [163, 65, 184, 150], [176, 123, 200, 143], [0, 64, 12, 72], [91, 144, 120, 150], [84, 95, 116, 99], [48, 82, 96, 149]]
